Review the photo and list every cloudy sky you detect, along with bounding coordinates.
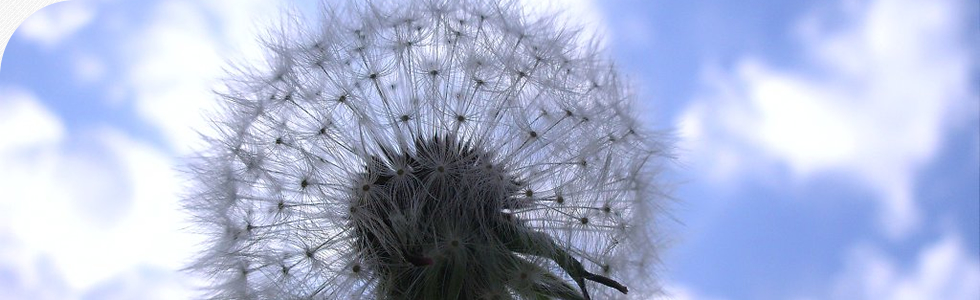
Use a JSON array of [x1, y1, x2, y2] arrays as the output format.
[[0, 0, 977, 299]]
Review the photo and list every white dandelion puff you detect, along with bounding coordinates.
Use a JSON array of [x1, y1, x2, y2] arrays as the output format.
[[185, 0, 670, 299]]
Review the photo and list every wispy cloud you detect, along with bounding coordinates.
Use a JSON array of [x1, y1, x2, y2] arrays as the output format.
[[0, 85, 199, 296], [829, 231, 980, 300], [0, 86, 63, 154], [0, 87, 70, 299], [519, 0, 609, 42], [121, 0, 283, 153], [678, 0, 975, 238], [119, 0, 608, 152], [71, 52, 106, 84], [666, 282, 727, 300], [0, 0, 302, 297], [15, 0, 95, 49]]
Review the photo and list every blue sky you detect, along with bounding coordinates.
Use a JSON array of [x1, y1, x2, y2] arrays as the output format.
[[0, 0, 977, 299]]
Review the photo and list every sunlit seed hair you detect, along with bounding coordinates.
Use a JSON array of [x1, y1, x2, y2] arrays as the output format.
[[185, 0, 669, 299]]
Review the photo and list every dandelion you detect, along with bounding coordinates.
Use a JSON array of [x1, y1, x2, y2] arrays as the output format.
[[185, 0, 668, 299]]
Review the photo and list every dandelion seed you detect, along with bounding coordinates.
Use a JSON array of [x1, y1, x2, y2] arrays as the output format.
[[185, 0, 669, 299]]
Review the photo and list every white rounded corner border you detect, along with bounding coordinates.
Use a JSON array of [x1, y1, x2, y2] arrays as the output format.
[[0, 0, 67, 72]]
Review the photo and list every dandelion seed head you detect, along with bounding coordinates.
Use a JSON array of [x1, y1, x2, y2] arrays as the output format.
[[186, 0, 669, 299]]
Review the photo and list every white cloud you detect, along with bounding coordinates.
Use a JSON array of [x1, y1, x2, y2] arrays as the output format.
[[16, 0, 95, 48], [0, 86, 200, 296], [120, 0, 606, 154], [519, 0, 610, 42], [0, 86, 64, 155], [122, 0, 283, 153], [665, 282, 727, 300], [0, 239, 72, 300], [829, 232, 980, 300], [122, 1, 223, 153], [72, 52, 106, 83], [0, 0, 58, 71], [0, 87, 71, 300], [80, 266, 197, 300], [678, 0, 975, 238]]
